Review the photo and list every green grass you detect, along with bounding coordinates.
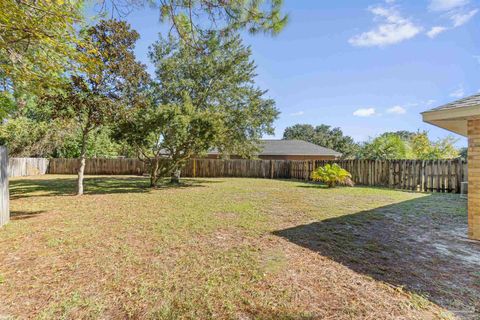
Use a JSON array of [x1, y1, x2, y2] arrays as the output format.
[[0, 175, 470, 319]]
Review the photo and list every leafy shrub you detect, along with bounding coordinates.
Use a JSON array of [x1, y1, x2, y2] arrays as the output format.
[[311, 164, 353, 188]]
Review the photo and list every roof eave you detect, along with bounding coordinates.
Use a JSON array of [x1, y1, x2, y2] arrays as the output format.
[[422, 118, 467, 137], [422, 104, 480, 118], [421, 108, 477, 137]]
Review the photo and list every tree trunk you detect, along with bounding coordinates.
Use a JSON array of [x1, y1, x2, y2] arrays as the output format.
[[77, 130, 88, 196], [150, 158, 160, 188], [77, 155, 86, 195], [170, 168, 181, 184]]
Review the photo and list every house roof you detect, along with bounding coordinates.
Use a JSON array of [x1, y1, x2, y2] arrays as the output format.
[[422, 93, 480, 137], [209, 139, 342, 157], [422, 93, 480, 114]]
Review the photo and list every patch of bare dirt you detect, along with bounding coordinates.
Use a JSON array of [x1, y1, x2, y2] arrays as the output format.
[[274, 194, 479, 319]]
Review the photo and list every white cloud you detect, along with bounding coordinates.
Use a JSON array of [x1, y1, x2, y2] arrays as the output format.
[[427, 26, 448, 38], [386, 105, 407, 114], [289, 111, 304, 116], [429, 0, 469, 12], [349, 6, 422, 47], [450, 9, 478, 26], [353, 108, 377, 117], [428, 0, 477, 31], [450, 87, 465, 98]]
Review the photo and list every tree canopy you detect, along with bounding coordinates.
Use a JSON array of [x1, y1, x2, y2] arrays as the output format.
[[282, 126, 460, 160], [0, 0, 287, 116], [283, 124, 359, 158], [97, 0, 288, 38], [358, 131, 459, 160], [0, 0, 288, 191], [358, 134, 409, 160], [43, 19, 150, 194], [0, 0, 86, 97], [116, 31, 279, 185]]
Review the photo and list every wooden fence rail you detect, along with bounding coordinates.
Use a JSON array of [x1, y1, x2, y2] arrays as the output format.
[[44, 158, 467, 193]]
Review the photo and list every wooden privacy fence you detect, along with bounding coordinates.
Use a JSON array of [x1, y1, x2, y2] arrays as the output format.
[[48, 158, 146, 176], [46, 158, 467, 193], [8, 158, 49, 177], [0, 147, 9, 227], [312, 159, 467, 193]]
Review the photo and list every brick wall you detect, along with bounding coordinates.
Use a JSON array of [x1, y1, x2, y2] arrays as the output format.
[[468, 119, 480, 240]]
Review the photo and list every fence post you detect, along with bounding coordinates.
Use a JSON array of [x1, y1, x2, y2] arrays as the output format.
[[0, 146, 9, 227], [310, 161, 313, 180], [193, 159, 196, 178], [304, 161, 308, 181], [270, 160, 274, 179]]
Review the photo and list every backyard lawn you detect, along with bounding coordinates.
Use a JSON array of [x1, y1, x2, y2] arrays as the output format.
[[1, 175, 478, 319]]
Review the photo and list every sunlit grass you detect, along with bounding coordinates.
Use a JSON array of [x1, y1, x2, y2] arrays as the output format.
[[0, 175, 467, 319]]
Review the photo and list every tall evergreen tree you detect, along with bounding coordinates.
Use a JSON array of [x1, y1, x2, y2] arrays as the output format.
[[99, 0, 288, 38], [116, 32, 279, 186]]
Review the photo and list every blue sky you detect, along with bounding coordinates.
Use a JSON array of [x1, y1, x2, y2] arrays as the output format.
[[94, 0, 480, 146]]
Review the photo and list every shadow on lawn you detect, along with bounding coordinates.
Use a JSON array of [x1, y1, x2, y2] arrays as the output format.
[[297, 182, 427, 195], [273, 193, 480, 319], [10, 176, 215, 199], [10, 210, 46, 220]]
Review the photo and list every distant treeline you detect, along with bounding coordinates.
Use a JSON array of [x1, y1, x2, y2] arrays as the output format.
[[283, 124, 463, 160]]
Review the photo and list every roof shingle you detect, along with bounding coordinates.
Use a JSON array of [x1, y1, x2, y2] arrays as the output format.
[[209, 139, 342, 157], [423, 93, 480, 113], [258, 139, 341, 156]]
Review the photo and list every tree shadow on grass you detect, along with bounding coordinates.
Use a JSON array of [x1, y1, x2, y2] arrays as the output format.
[[273, 193, 480, 319], [10, 176, 217, 199], [10, 210, 46, 220], [296, 182, 337, 190]]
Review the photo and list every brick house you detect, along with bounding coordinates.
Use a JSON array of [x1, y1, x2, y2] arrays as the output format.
[[422, 94, 480, 240]]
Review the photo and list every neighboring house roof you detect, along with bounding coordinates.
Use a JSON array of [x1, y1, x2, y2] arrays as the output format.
[[422, 93, 480, 136], [209, 139, 342, 157]]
